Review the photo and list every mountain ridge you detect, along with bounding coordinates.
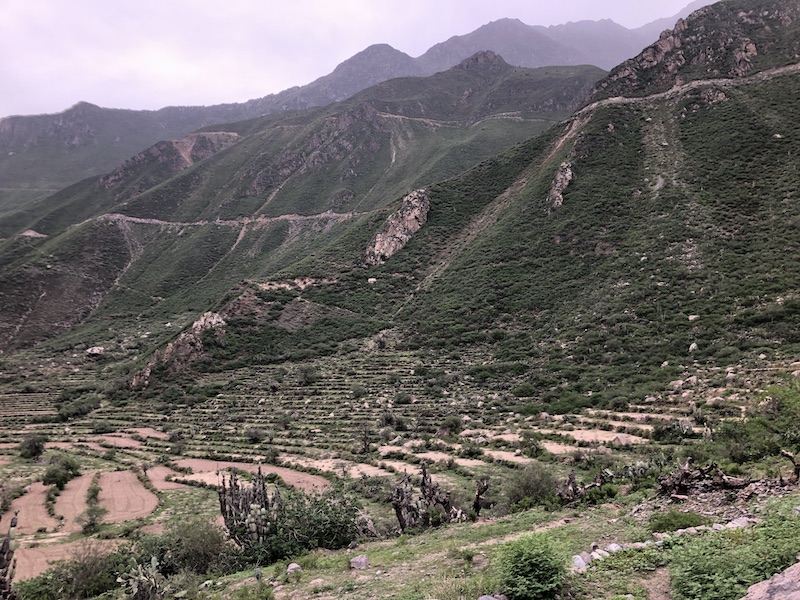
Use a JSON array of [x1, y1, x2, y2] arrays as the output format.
[[0, 3, 705, 212]]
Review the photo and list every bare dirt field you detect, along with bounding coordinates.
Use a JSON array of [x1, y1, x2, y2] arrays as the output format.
[[97, 470, 159, 523], [540, 441, 579, 455], [173, 458, 329, 491], [128, 427, 170, 440], [93, 435, 143, 449], [4, 482, 59, 534], [279, 454, 394, 479], [14, 539, 121, 582], [145, 465, 190, 490], [54, 472, 95, 533], [539, 428, 648, 445]]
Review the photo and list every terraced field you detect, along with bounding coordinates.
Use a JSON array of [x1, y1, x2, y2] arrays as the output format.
[[1, 341, 797, 582]]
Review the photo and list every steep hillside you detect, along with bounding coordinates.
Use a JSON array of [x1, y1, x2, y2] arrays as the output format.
[[0, 56, 604, 350], [133, 0, 800, 404]]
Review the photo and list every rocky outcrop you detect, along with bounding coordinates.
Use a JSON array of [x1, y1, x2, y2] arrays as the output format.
[[591, 0, 800, 100], [365, 189, 430, 265], [131, 311, 225, 387], [99, 132, 239, 199], [546, 162, 573, 212], [741, 561, 800, 600]]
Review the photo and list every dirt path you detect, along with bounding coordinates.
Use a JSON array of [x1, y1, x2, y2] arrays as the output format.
[[97, 470, 159, 523], [4, 482, 59, 534], [173, 458, 329, 491], [54, 472, 95, 533]]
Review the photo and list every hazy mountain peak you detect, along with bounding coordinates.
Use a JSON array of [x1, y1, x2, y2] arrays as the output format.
[[452, 50, 510, 71]]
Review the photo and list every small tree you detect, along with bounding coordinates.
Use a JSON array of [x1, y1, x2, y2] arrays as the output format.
[[218, 469, 363, 565], [18, 435, 47, 460]]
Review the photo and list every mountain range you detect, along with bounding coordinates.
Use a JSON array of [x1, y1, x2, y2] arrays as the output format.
[[0, 2, 709, 214], [0, 0, 797, 413]]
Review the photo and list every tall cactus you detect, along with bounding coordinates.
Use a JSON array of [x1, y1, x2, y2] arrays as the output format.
[[218, 468, 283, 548], [0, 511, 18, 600]]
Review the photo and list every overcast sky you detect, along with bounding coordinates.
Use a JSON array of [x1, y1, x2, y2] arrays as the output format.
[[1, 0, 710, 118]]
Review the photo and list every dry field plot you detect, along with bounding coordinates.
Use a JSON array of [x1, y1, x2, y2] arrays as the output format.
[[14, 540, 121, 582], [173, 457, 330, 491], [54, 472, 96, 533], [5, 482, 59, 534], [97, 470, 160, 523]]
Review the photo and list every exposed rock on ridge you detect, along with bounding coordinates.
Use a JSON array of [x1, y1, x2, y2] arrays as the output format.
[[546, 162, 573, 212], [591, 0, 800, 100], [99, 132, 239, 200], [132, 311, 225, 387], [365, 190, 430, 265]]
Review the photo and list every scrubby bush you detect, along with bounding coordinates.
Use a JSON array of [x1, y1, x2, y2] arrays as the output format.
[[671, 508, 800, 600], [42, 455, 81, 489], [505, 464, 558, 512], [18, 434, 47, 459], [497, 534, 566, 600], [649, 509, 708, 533]]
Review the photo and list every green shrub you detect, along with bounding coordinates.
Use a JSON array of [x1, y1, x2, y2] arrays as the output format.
[[42, 455, 81, 489], [671, 508, 800, 600], [18, 434, 47, 459], [505, 464, 559, 512], [497, 534, 566, 600], [649, 509, 708, 533]]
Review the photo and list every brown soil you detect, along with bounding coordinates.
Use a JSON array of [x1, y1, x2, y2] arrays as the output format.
[[4, 482, 59, 534], [540, 441, 579, 455], [145, 465, 189, 490], [54, 472, 95, 533], [538, 428, 648, 444], [14, 539, 121, 581], [128, 427, 169, 440], [94, 435, 143, 448], [173, 458, 329, 491], [279, 454, 393, 479], [640, 567, 672, 600], [97, 470, 159, 523]]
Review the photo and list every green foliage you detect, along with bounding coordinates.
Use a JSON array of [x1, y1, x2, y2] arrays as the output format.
[[16, 542, 128, 600], [42, 455, 81, 490], [649, 509, 709, 533], [17, 434, 47, 459], [710, 379, 800, 464], [670, 508, 800, 600], [220, 473, 363, 566], [133, 518, 234, 576], [497, 534, 566, 600], [504, 464, 559, 512]]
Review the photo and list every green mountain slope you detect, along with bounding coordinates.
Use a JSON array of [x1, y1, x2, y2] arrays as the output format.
[[0, 5, 698, 214], [137, 0, 800, 403], [0, 55, 604, 350]]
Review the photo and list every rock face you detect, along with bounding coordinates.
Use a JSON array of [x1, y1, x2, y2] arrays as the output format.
[[365, 189, 430, 265], [741, 561, 800, 600], [591, 0, 800, 100], [131, 311, 225, 387], [546, 162, 573, 212], [99, 132, 240, 200]]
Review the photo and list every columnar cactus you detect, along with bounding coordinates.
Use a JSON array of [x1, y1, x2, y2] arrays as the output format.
[[218, 469, 282, 548], [0, 511, 18, 600]]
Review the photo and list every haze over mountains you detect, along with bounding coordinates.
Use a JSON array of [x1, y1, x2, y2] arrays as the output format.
[[0, 2, 706, 213]]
